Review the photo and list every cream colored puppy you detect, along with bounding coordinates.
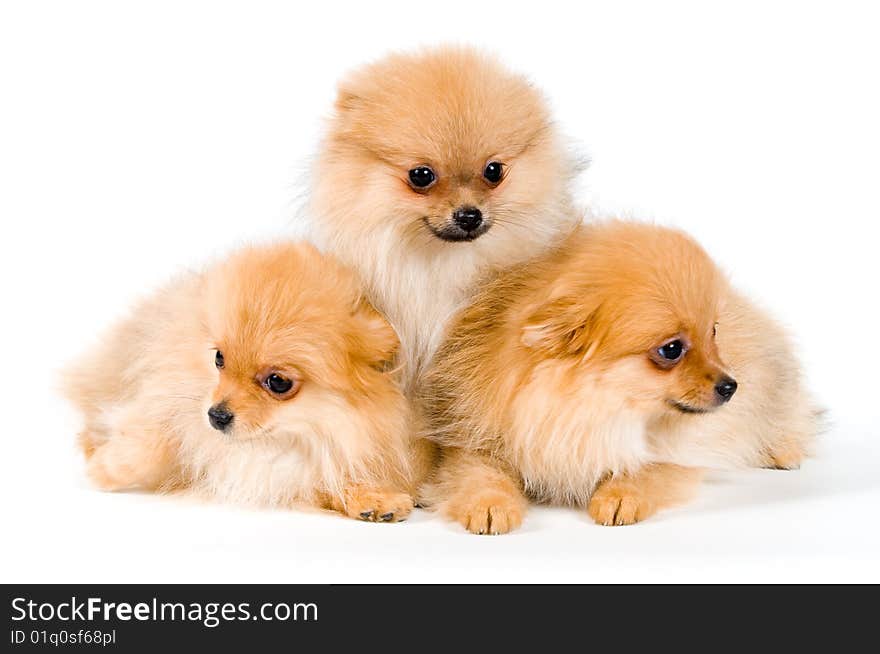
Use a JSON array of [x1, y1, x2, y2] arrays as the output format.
[[310, 46, 581, 394], [64, 243, 417, 521]]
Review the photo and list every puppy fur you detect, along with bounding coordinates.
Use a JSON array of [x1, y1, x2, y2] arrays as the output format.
[[419, 221, 818, 533], [64, 242, 418, 522], [310, 46, 581, 395], [647, 288, 819, 472]]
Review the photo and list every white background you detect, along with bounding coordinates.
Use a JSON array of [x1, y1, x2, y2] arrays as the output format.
[[1, 1, 878, 583]]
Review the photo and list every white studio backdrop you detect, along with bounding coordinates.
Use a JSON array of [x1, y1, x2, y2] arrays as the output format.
[[1, 1, 878, 583]]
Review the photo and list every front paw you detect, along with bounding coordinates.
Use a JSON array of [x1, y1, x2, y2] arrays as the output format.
[[588, 480, 654, 526], [343, 487, 413, 523], [445, 491, 526, 535], [85, 444, 134, 491], [766, 441, 807, 470]]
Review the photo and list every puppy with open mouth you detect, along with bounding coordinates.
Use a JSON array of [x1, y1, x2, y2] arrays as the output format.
[[419, 221, 819, 533], [63, 243, 417, 522], [310, 46, 582, 396]]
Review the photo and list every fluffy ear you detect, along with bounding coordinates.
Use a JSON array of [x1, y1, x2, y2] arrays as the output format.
[[521, 296, 601, 359], [350, 298, 399, 368]]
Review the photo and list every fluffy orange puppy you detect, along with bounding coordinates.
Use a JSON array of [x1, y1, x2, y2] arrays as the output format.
[[311, 46, 581, 395], [64, 242, 416, 522], [420, 222, 818, 533]]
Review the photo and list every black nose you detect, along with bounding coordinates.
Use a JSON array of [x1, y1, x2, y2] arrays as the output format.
[[452, 206, 483, 232], [207, 403, 234, 431], [715, 377, 738, 403]]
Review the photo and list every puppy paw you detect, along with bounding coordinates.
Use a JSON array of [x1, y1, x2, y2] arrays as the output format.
[[342, 487, 413, 523], [588, 480, 654, 526], [83, 444, 128, 491], [766, 442, 807, 470], [446, 491, 526, 535]]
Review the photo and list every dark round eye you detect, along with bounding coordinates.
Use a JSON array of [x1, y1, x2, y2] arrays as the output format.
[[215, 350, 224, 369], [408, 166, 436, 189], [266, 374, 293, 395], [657, 340, 685, 361], [483, 161, 504, 184]]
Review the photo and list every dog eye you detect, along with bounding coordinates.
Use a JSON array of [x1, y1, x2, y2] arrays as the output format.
[[265, 373, 294, 395], [408, 166, 436, 189], [657, 340, 685, 361], [713, 323, 718, 337], [215, 350, 225, 369], [483, 161, 505, 185]]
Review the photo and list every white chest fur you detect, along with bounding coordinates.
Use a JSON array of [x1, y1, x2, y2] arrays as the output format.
[[189, 440, 317, 507], [508, 361, 653, 505], [317, 222, 484, 394]]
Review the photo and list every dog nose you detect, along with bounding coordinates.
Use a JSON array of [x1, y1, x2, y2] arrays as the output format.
[[207, 403, 234, 431], [715, 377, 738, 403], [452, 206, 483, 232]]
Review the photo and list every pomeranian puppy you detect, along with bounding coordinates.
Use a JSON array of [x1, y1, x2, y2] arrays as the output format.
[[419, 221, 818, 533], [64, 242, 417, 522], [310, 46, 581, 395]]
